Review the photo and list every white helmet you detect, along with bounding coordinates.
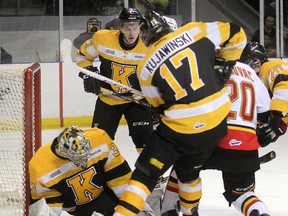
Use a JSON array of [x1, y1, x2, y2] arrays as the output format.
[[56, 126, 92, 169], [162, 16, 178, 31]]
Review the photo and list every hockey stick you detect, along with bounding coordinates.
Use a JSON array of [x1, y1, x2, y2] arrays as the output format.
[[100, 87, 150, 107], [259, 150, 276, 165], [60, 38, 144, 97], [134, 0, 157, 11]]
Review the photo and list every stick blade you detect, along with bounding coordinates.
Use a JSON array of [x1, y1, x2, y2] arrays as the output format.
[[60, 38, 77, 72], [60, 38, 73, 62], [259, 150, 276, 165]]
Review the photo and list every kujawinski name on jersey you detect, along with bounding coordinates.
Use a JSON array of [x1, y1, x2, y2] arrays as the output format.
[[143, 31, 194, 75]]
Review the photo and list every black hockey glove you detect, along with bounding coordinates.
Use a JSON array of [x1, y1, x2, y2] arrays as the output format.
[[151, 107, 160, 130], [214, 58, 236, 85], [78, 66, 101, 95], [257, 111, 287, 147]]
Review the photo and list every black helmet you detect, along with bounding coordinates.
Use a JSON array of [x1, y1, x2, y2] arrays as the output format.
[[140, 10, 172, 47], [240, 42, 268, 69], [119, 8, 141, 23]]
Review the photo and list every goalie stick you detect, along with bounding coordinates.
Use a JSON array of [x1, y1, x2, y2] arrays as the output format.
[[259, 150, 276, 165], [60, 38, 144, 97]]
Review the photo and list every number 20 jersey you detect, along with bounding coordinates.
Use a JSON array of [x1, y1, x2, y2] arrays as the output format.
[[218, 61, 271, 150]]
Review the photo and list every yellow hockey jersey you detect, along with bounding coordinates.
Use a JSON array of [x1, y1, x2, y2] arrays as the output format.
[[76, 30, 148, 105], [259, 59, 288, 114], [137, 21, 247, 134], [29, 127, 131, 215]]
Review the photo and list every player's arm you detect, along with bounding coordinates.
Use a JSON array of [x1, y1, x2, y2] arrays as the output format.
[[270, 73, 288, 114], [75, 36, 98, 68], [207, 22, 247, 61], [29, 165, 64, 215], [255, 74, 286, 147], [75, 36, 101, 94], [104, 141, 132, 198]]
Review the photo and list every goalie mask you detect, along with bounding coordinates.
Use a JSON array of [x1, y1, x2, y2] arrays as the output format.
[[56, 126, 92, 169], [140, 10, 172, 47], [240, 42, 268, 70]]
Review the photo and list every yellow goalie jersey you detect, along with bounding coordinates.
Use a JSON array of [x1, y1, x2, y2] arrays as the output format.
[[137, 21, 246, 134], [76, 30, 148, 105], [29, 127, 131, 215], [259, 59, 288, 114]]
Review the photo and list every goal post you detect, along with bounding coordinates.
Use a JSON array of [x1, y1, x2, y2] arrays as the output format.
[[0, 63, 42, 216]]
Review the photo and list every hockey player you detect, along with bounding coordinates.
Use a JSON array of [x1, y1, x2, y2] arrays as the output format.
[[161, 43, 287, 216], [29, 126, 131, 216], [75, 8, 153, 154], [240, 41, 288, 129], [112, 10, 247, 216], [29, 126, 155, 216]]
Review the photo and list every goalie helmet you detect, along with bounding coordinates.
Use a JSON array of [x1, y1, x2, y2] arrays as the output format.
[[119, 8, 141, 23], [240, 42, 268, 69], [56, 126, 92, 169], [140, 10, 172, 47]]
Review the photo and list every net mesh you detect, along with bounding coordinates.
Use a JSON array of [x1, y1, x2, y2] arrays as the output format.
[[0, 64, 36, 216]]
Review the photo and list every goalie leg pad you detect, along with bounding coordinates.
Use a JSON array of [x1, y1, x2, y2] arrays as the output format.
[[29, 198, 59, 216]]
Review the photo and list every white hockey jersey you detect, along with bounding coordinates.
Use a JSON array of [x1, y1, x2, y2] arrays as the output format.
[[218, 61, 271, 150]]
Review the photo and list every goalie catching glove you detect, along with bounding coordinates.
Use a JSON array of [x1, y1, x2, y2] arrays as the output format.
[[214, 58, 236, 85], [257, 111, 287, 147], [78, 66, 101, 95]]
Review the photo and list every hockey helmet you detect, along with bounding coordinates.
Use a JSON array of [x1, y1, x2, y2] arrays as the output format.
[[119, 8, 141, 23], [56, 126, 92, 169], [162, 16, 178, 31], [240, 42, 268, 69], [140, 10, 172, 47]]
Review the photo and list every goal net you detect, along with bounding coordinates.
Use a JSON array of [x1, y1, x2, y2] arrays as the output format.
[[0, 63, 42, 216]]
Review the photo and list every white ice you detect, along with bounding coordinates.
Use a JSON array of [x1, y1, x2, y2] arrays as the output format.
[[42, 126, 288, 216]]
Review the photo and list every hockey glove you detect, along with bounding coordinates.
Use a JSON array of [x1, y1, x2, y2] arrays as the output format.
[[78, 66, 101, 95], [151, 108, 160, 130], [214, 58, 236, 85], [257, 111, 287, 147], [269, 110, 287, 136], [257, 123, 278, 147]]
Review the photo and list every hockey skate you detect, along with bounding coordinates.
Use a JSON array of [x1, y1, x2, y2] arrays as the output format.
[[249, 209, 270, 216]]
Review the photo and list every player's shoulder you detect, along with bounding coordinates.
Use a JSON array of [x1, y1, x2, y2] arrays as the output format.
[[29, 142, 65, 176], [32, 142, 54, 160], [235, 61, 255, 72], [84, 127, 113, 147], [230, 61, 263, 84], [262, 59, 281, 67]]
